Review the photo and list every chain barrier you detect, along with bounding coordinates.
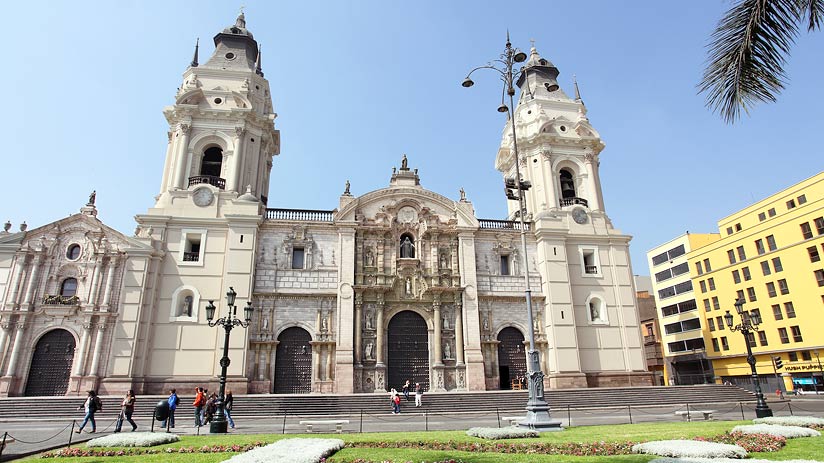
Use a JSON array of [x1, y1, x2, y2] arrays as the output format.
[[5, 422, 72, 444]]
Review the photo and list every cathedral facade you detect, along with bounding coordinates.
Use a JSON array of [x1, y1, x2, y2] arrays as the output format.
[[0, 15, 650, 397]]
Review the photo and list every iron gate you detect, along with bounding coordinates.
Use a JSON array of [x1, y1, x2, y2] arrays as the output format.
[[387, 311, 430, 391], [274, 327, 312, 394], [25, 329, 75, 396], [497, 327, 526, 390]]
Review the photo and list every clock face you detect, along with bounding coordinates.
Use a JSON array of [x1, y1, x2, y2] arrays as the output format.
[[572, 208, 588, 224], [193, 187, 214, 207]]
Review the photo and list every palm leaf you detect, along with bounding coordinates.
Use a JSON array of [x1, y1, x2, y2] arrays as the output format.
[[699, 0, 802, 123], [804, 0, 824, 30]]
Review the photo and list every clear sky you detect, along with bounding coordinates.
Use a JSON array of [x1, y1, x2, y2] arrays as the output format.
[[2, 1, 822, 275]]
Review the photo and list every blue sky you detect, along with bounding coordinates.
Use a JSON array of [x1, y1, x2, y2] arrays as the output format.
[[2, 1, 822, 275]]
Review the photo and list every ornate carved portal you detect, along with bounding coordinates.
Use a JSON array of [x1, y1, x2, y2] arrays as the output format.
[[497, 327, 527, 390], [24, 329, 75, 396], [273, 327, 312, 394], [387, 311, 430, 391]]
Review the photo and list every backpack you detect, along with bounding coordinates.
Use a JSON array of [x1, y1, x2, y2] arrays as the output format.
[[92, 396, 102, 412]]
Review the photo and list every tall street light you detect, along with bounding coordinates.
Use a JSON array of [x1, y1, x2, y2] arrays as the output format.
[[724, 298, 772, 417], [814, 351, 824, 394], [462, 33, 562, 431], [206, 287, 254, 433]]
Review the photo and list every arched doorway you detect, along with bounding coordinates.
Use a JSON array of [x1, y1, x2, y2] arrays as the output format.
[[274, 327, 312, 394], [497, 327, 526, 390], [387, 311, 429, 391], [24, 329, 75, 396]]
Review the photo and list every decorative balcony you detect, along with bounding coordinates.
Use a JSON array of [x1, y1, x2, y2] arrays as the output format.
[[560, 197, 588, 207], [42, 295, 80, 306], [188, 175, 226, 190], [585, 265, 599, 275], [265, 208, 334, 222], [478, 219, 531, 231], [183, 252, 200, 262]]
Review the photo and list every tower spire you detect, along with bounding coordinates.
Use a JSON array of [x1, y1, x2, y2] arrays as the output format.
[[236, 7, 246, 28], [190, 38, 199, 68], [573, 74, 583, 103], [255, 45, 263, 76]]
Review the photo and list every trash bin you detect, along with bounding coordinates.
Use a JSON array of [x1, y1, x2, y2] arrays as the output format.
[[154, 399, 170, 421]]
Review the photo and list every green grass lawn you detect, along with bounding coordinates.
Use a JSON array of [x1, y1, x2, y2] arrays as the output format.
[[29, 420, 824, 463]]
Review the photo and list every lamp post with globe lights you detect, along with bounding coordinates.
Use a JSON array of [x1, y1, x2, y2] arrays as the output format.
[[461, 33, 562, 431], [205, 287, 254, 433], [724, 298, 772, 417]]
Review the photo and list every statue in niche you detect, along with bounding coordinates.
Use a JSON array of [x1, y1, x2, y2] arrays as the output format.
[[262, 316, 269, 331], [400, 236, 415, 258], [366, 312, 374, 330], [483, 317, 489, 332], [442, 314, 449, 330], [321, 316, 328, 332], [365, 247, 374, 266], [443, 342, 451, 360], [439, 253, 448, 269], [181, 296, 193, 317], [589, 301, 600, 321], [533, 316, 541, 333], [405, 277, 412, 295], [365, 342, 374, 360]]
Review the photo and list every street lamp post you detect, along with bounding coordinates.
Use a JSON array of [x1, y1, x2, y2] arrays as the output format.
[[724, 298, 772, 418], [205, 287, 254, 433], [814, 351, 824, 395], [462, 33, 561, 431]]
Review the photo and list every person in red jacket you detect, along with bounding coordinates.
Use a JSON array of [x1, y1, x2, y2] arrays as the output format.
[[192, 387, 206, 427]]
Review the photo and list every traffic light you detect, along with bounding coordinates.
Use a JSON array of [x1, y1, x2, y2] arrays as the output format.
[[774, 356, 784, 370]]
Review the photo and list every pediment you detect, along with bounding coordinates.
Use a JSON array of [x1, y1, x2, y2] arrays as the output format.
[[337, 187, 477, 229], [17, 213, 151, 255]]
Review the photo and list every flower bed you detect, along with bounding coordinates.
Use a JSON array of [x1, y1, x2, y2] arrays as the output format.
[[753, 416, 824, 428], [223, 438, 344, 463], [465, 427, 539, 440], [731, 424, 821, 439], [86, 432, 180, 448], [695, 432, 785, 453], [326, 460, 467, 463], [348, 440, 637, 456], [632, 440, 747, 459], [40, 442, 267, 458]]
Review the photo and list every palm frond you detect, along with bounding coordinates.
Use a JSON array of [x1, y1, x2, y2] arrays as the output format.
[[699, 0, 802, 123], [802, 0, 824, 30]]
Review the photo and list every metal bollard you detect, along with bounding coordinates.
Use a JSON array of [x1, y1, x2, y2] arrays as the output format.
[[568, 404, 572, 427], [360, 410, 363, 433], [67, 420, 76, 448], [739, 402, 745, 420], [496, 407, 501, 428], [282, 412, 287, 434], [628, 405, 633, 424]]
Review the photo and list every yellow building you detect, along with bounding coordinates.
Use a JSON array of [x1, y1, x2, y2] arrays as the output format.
[[687, 172, 824, 394]]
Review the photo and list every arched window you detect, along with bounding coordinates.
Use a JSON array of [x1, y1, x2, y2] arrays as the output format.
[[66, 244, 81, 260], [560, 169, 576, 199], [60, 278, 78, 297], [399, 234, 416, 258], [200, 147, 223, 177]]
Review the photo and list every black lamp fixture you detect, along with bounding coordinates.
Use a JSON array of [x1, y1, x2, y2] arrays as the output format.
[[205, 287, 254, 433], [725, 298, 772, 418]]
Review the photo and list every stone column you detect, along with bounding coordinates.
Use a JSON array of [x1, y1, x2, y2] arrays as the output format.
[[88, 324, 106, 377], [269, 342, 279, 383], [229, 127, 246, 192], [583, 153, 602, 211], [88, 260, 102, 307], [73, 324, 91, 376], [325, 344, 334, 380], [354, 298, 363, 365], [159, 131, 174, 194], [375, 305, 385, 365], [455, 302, 465, 365], [4, 323, 25, 377], [433, 299, 443, 366], [173, 124, 192, 189], [458, 232, 485, 390], [7, 255, 27, 307], [101, 258, 117, 310], [0, 323, 10, 366], [22, 254, 42, 307], [258, 345, 266, 381], [312, 343, 321, 384]]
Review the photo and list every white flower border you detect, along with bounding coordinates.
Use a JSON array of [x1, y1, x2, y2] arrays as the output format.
[[650, 458, 824, 463], [632, 440, 747, 459], [86, 432, 180, 447], [221, 438, 344, 463], [466, 427, 539, 439], [753, 416, 824, 428], [732, 424, 821, 438]]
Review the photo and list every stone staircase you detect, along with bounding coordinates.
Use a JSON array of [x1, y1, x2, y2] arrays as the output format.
[[0, 385, 756, 421]]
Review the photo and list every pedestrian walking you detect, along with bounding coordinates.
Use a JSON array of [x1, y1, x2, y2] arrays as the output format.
[[224, 390, 236, 429], [75, 390, 101, 434], [414, 382, 423, 407], [402, 380, 411, 402], [204, 392, 217, 424], [192, 387, 206, 427], [115, 390, 137, 432], [161, 388, 177, 429], [390, 388, 401, 414]]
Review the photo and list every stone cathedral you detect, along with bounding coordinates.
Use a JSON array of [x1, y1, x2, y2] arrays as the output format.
[[0, 14, 650, 397]]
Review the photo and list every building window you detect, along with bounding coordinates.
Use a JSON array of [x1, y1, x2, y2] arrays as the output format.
[[703, 299, 711, 312], [60, 278, 78, 297], [200, 146, 223, 177], [711, 338, 720, 352], [768, 208, 776, 217], [721, 336, 729, 350], [291, 247, 305, 269], [559, 168, 576, 199], [777, 278, 789, 295], [726, 227, 733, 235], [736, 289, 745, 301], [766, 235, 777, 251], [716, 315, 725, 330], [580, 246, 600, 276], [790, 325, 803, 342], [727, 249, 736, 264], [732, 270, 741, 284], [771, 257, 783, 272], [798, 194, 807, 205], [772, 304, 783, 320], [789, 351, 798, 361], [766, 282, 777, 298], [708, 318, 715, 331], [815, 269, 824, 287], [708, 278, 716, 290], [761, 261, 771, 276], [712, 296, 720, 310], [695, 261, 704, 275], [699, 280, 707, 293], [802, 351, 812, 361], [808, 246, 821, 262], [746, 331, 757, 348], [660, 300, 697, 317], [736, 246, 747, 261], [742, 266, 751, 281], [784, 302, 796, 318], [179, 229, 207, 265], [758, 330, 768, 346], [758, 212, 766, 221], [746, 287, 757, 302], [66, 244, 81, 260], [801, 222, 813, 239], [787, 199, 796, 209], [755, 239, 765, 255], [500, 255, 510, 276], [778, 327, 789, 344], [703, 258, 711, 272], [816, 217, 824, 235], [735, 223, 742, 231]]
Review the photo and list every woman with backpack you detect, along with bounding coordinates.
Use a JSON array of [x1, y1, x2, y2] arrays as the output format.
[[75, 390, 101, 433]]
